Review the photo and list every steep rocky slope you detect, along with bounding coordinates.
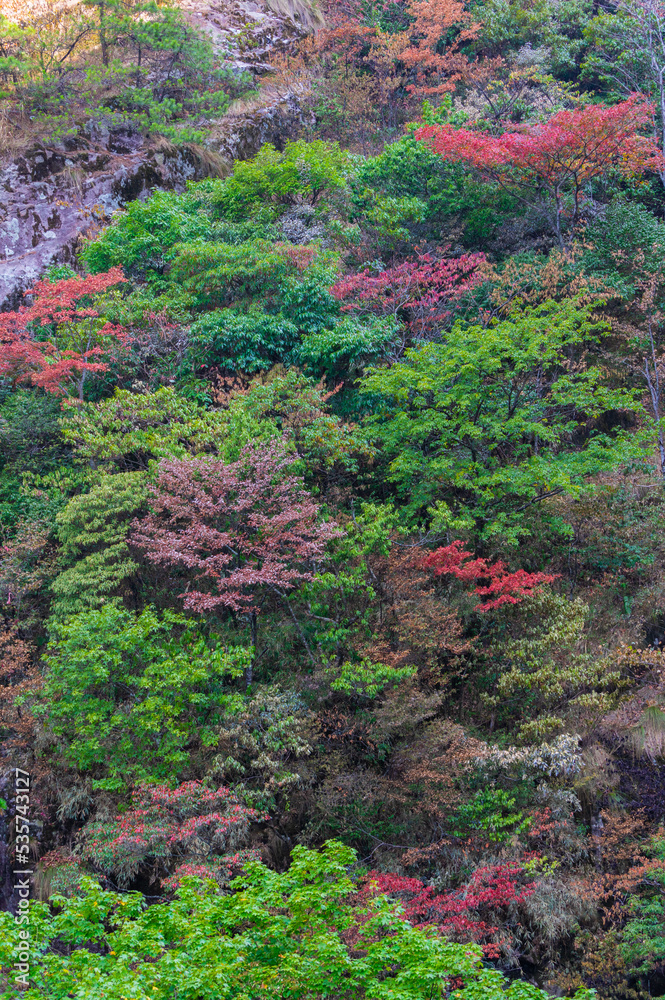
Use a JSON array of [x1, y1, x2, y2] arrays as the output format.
[[0, 0, 317, 308]]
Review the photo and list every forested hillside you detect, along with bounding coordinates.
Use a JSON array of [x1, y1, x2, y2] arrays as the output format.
[[2, 0, 665, 997]]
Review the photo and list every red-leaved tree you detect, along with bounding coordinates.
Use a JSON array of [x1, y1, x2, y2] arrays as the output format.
[[416, 95, 663, 246], [423, 540, 557, 611], [81, 781, 267, 887], [397, 0, 482, 97], [0, 268, 127, 398], [330, 251, 485, 345], [357, 864, 535, 959], [132, 442, 340, 683]]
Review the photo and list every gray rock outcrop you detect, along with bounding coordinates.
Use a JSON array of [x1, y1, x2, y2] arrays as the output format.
[[0, 0, 319, 308]]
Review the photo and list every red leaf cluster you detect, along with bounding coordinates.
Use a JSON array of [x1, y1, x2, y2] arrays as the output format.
[[0, 268, 127, 397], [319, 0, 484, 97], [330, 252, 485, 339], [132, 441, 340, 614], [398, 0, 481, 96], [81, 781, 267, 875], [416, 96, 663, 240], [423, 540, 558, 610], [162, 849, 262, 890], [360, 863, 534, 957]]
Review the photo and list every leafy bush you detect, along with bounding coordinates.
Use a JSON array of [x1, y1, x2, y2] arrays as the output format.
[[355, 128, 520, 245], [59, 387, 257, 471], [168, 240, 338, 311], [37, 605, 249, 788], [210, 685, 315, 811], [0, 840, 596, 1000], [50, 471, 148, 619], [583, 201, 665, 293], [299, 315, 398, 380], [81, 780, 265, 886], [325, 656, 417, 699], [362, 297, 639, 535], [211, 140, 353, 221], [187, 309, 301, 374], [451, 788, 531, 843], [81, 187, 218, 282]]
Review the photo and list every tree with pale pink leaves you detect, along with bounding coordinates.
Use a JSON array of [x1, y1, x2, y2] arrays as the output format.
[[132, 441, 340, 684]]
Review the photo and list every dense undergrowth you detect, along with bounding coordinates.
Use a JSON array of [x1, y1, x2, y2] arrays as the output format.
[[0, 0, 255, 152], [3, 0, 665, 997]]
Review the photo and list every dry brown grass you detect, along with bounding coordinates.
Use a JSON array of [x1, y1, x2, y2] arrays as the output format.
[[265, 0, 324, 30], [0, 0, 78, 19], [0, 105, 45, 162]]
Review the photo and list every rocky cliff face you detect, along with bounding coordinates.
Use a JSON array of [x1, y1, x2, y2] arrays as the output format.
[[0, 135, 225, 309], [0, 0, 317, 309]]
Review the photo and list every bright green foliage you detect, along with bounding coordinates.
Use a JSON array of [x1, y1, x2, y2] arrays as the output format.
[[183, 286, 350, 377], [325, 657, 417, 699], [349, 186, 426, 251], [0, 16, 32, 88], [0, 841, 595, 1000], [80, 187, 218, 282], [299, 315, 398, 381], [169, 239, 339, 312], [303, 502, 396, 658], [50, 472, 148, 619], [355, 127, 519, 246], [620, 837, 665, 973], [451, 788, 531, 843], [37, 605, 248, 788], [362, 298, 640, 537], [60, 378, 368, 489], [278, 261, 341, 332], [621, 895, 665, 974], [169, 239, 298, 310], [59, 387, 267, 471], [211, 140, 353, 221], [187, 309, 301, 373]]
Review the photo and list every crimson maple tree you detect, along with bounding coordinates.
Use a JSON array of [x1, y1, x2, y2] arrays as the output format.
[[358, 863, 535, 959], [423, 540, 557, 611], [131, 442, 339, 683], [330, 251, 485, 342], [416, 95, 663, 245], [0, 268, 127, 398]]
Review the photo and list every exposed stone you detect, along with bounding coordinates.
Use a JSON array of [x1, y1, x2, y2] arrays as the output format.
[[0, 0, 320, 309], [0, 138, 225, 309]]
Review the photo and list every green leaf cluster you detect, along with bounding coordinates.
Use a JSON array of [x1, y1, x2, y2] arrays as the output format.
[[361, 297, 641, 536], [0, 841, 596, 1000], [37, 605, 248, 788]]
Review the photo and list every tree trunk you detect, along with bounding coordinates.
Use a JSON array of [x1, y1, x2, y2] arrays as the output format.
[[99, 1, 109, 66], [644, 321, 665, 479], [245, 611, 257, 689]]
